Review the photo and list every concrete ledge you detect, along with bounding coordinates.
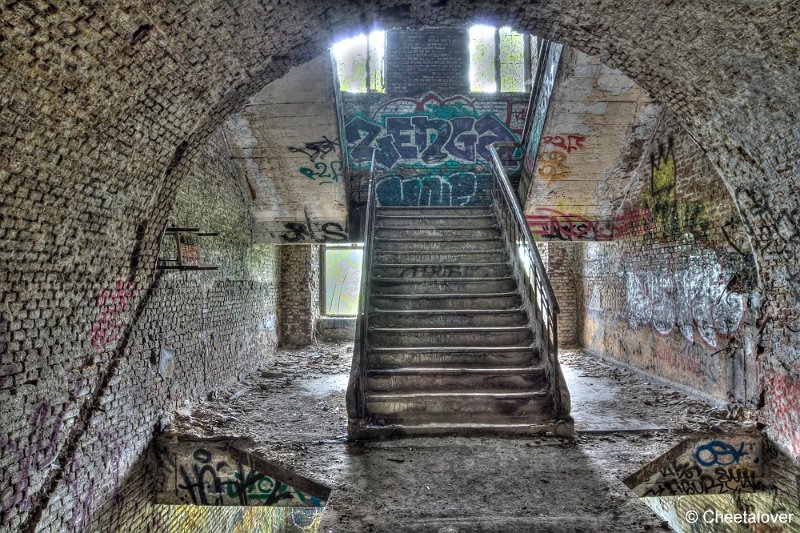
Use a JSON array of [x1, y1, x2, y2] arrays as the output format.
[[317, 316, 356, 341]]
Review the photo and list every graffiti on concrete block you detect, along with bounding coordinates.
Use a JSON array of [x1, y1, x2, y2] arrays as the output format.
[[298, 160, 343, 184], [280, 221, 347, 243], [641, 461, 766, 496], [176, 448, 322, 506], [157, 442, 328, 508], [90, 280, 139, 352], [694, 440, 749, 467], [628, 436, 766, 498], [542, 134, 586, 153], [288, 136, 338, 162], [526, 208, 613, 241], [344, 92, 521, 170], [536, 151, 571, 182], [375, 172, 490, 207], [620, 246, 746, 350]]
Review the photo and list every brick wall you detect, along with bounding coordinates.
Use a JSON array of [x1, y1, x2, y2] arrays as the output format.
[[279, 245, 321, 347], [386, 28, 469, 95], [0, 129, 279, 531], [546, 243, 580, 347], [576, 111, 758, 403], [1, 2, 798, 528]]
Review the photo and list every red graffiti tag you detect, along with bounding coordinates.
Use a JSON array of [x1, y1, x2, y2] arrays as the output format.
[[612, 208, 653, 238], [543, 135, 587, 153], [90, 280, 139, 352], [526, 208, 613, 241]]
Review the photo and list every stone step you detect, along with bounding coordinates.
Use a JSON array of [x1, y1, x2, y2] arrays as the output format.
[[364, 390, 550, 424], [366, 366, 546, 393], [368, 325, 533, 348], [373, 263, 512, 279], [371, 291, 522, 310], [371, 277, 517, 295], [348, 421, 562, 439], [378, 206, 493, 217], [374, 249, 508, 264], [376, 213, 496, 228], [374, 237, 499, 252], [367, 345, 539, 368], [369, 308, 528, 328], [376, 226, 501, 240]]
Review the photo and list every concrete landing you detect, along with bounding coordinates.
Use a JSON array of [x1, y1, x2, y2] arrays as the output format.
[[165, 343, 753, 532]]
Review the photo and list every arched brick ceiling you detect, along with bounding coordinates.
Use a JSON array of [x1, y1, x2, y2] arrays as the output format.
[[2, 0, 798, 455]]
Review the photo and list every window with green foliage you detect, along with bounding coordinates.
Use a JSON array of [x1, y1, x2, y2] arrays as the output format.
[[469, 25, 536, 93], [332, 31, 386, 93], [323, 244, 363, 316]]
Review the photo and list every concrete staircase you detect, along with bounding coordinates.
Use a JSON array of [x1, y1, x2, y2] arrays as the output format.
[[354, 205, 558, 436]]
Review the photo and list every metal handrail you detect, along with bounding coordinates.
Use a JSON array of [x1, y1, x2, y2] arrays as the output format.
[[330, 49, 351, 181], [346, 151, 377, 427], [520, 38, 547, 148], [488, 143, 569, 419]]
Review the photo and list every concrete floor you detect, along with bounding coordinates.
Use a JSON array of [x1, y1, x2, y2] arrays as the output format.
[[167, 343, 753, 532]]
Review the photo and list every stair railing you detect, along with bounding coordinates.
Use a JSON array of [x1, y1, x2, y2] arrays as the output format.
[[488, 144, 571, 421], [346, 151, 377, 432]]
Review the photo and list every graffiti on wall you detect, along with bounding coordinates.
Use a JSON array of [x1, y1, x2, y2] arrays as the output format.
[[344, 92, 521, 171], [612, 208, 653, 239], [90, 280, 139, 352], [736, 182, 800, 294], [526, 208, 613, 241], [764, 367, 800, 458], [643, 140, 710, 240], [526, 208, 656, 241], [651, 337, 723, 385], [375, 172, 490, 207], [65, 458, 95, 533], [619, 246, 747, 350], [0, 391, 80, 524]]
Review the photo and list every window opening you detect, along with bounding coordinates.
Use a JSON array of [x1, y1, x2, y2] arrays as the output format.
[[322, 243, 364, 316], [469, 25, 536, 93], [332, 30, 386, 93]]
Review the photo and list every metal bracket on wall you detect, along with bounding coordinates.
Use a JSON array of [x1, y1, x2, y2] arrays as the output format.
[[157, 227, 219, 271]]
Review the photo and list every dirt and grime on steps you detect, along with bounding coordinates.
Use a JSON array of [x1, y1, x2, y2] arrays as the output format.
[[164, 344, 756, 532]]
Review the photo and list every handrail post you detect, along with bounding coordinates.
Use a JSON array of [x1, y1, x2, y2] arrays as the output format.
[[346, 149, 377, 433]]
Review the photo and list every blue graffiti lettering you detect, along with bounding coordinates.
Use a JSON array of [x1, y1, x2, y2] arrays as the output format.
[[694, 440, 748, 467], [375, 172, 489, 207], [344, 110, 519, 170]]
